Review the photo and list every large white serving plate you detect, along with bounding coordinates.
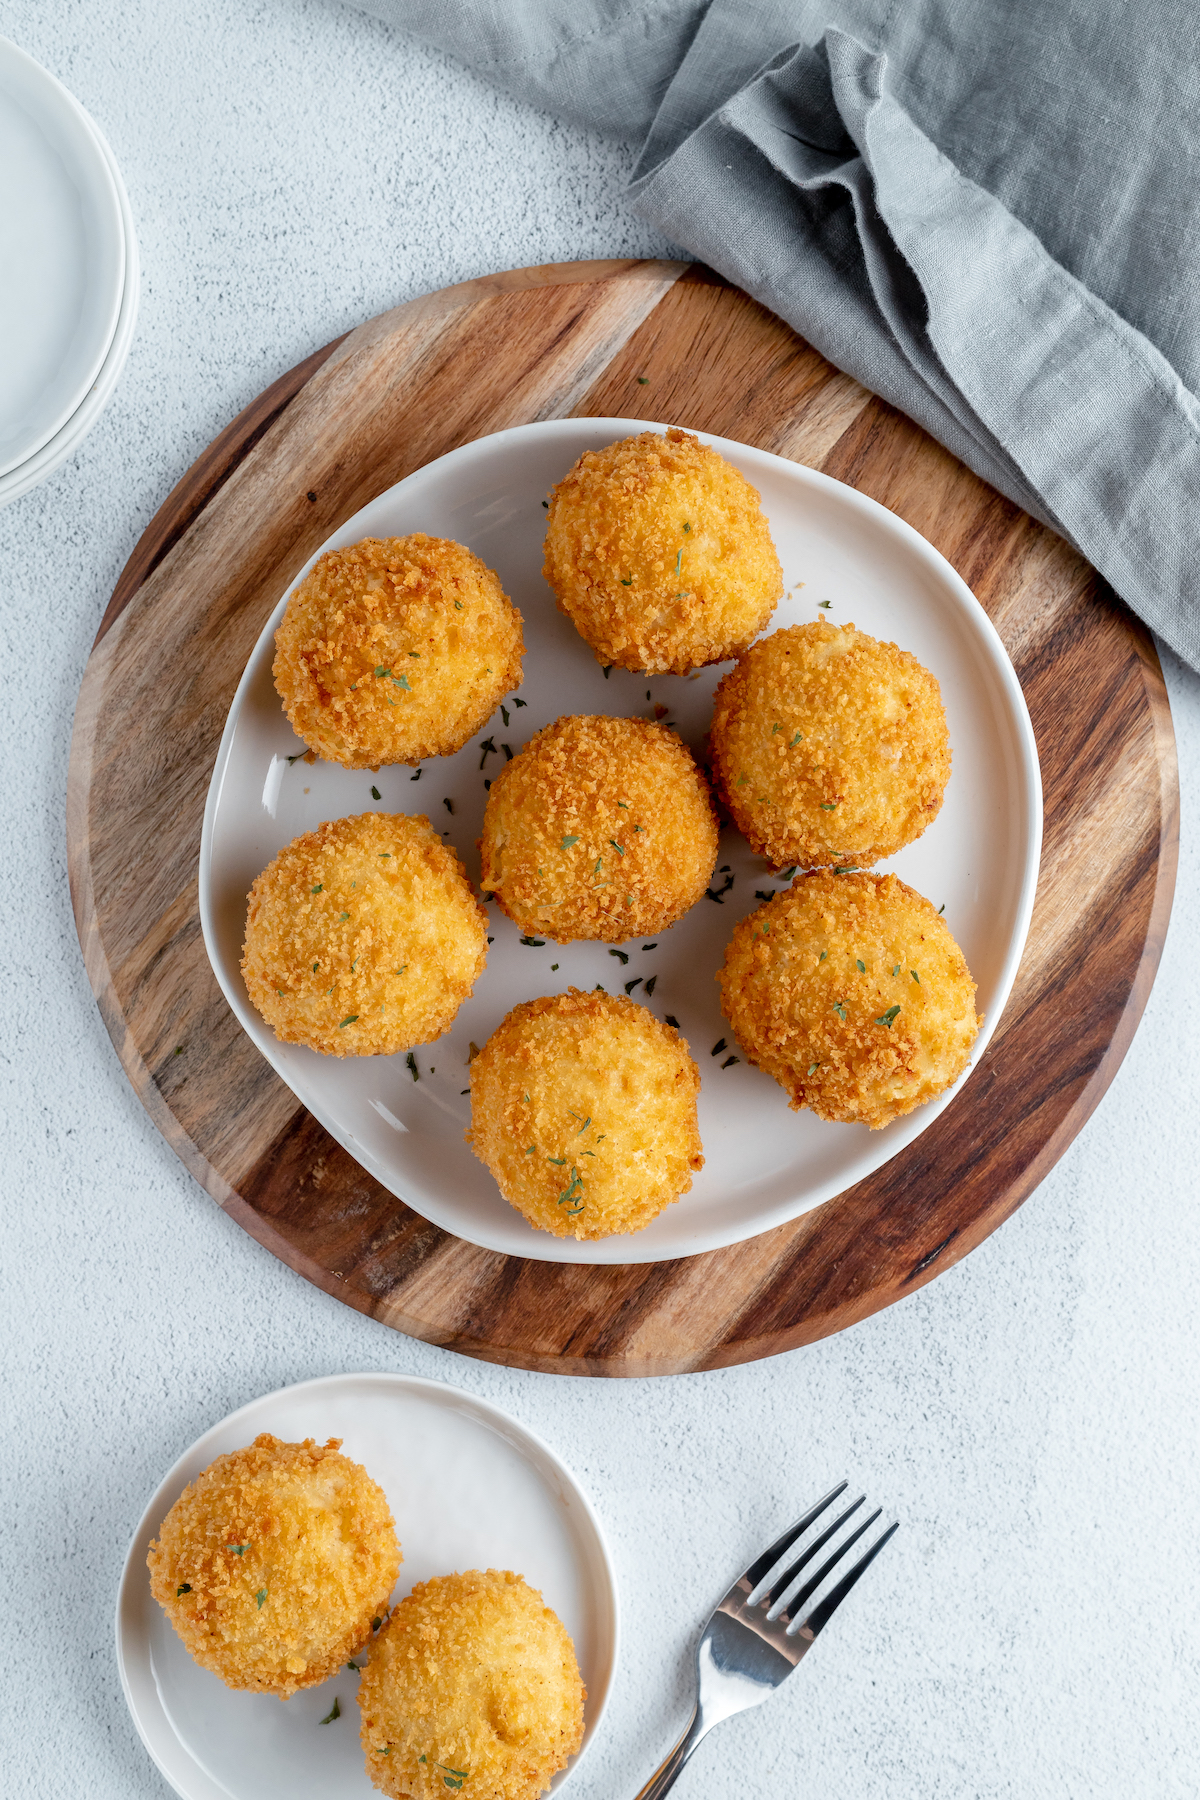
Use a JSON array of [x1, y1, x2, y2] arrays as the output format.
[[200, 417, 1042, 1266], [0, 38, 125, 476], [116, 1373, 618, 1800]]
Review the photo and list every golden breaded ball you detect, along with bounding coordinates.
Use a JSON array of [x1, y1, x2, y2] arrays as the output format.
[[360, 1570, 584, 1800], [710, 622, 951, 869], [273, 535, 523, 768], [717, 872, 980, 1129], [147, 1434, 400, 1699], [467, 989, 703, 1239], [542, 427, 782, 674], [478, 713, 718, 943], [242, 812, 487, 1056]]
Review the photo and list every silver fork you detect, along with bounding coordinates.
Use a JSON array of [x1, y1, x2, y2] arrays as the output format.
[[634, 1484, 897, 1799]]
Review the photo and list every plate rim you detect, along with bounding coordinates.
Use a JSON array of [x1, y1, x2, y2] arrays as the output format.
[[0, 35, 126, 476], [114, 1369, 621, 1800], [198, 415, 1043, 1265]]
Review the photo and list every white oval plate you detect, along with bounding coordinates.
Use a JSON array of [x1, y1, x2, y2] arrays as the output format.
[[0, 38, 125, 476], [116, 1373, 618, 1800], [0, 93, 137, 509], [200, 417, 1042, 1266]]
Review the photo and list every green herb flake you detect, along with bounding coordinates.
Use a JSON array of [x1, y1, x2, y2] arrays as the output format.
[[513, 696, 527, 707], [557, 1166, 585, 1213], [339, 1015, 359, 1028], [320, 1698, 341, 1724], [594, 858, 603, 876], [711, 1037, 727, 1056], [547, 1156, 567, 1166], [819, 950, 827, 961], [620, 576, 633, 586], [637, 375, 649, 384], [561, 835, 580, 849], [454, 600, 463, 609], [625, 976, 643, 994], [255, 1589, 268, 1609], [789, 731, 803, 747], [644, 974, 657, 996], [722, 1055, 740, 1068], [177, 1584, 192, 1595], [820, 802, 838, 810], [856, 959, 866, 973], [832, 1001, 847, 1021], [371, 785, 381, 800], [311, 884, 323, 894], [807, 1063, 820, 1076], [602, 665, 612, 679], [393, 674, 412, 691], [346, 1660, 361, 1671], [876, 1005, 901, 1028], [911, 970, 920, 982], [818, 600, 832, 609], [665, 1014, 679, 1028], [609, 948, 629, 964], [779, 866, 797, 880], [520, 935, 546, 946], [939, 903, 946, 914], [892, 964, 901, 976], [500, 704, 510, 726], [541, 499, 549, 509], [609, 838, 625, 855], [736, 774, 749, 786], [443, 797, 454, 814], [286, 750, 308, 764], [226, 1544, 247, 1555], [478, 737, 496, 768], [407, 1052, 418, 1081], [551, 962, 559, 970]]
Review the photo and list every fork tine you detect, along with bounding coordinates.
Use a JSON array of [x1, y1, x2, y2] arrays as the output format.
[[741, 1482, 848, 1592], [795, 1519, 899, 1638], [765, 1496, 865, 1608], [777, 1507, 881, 1623]]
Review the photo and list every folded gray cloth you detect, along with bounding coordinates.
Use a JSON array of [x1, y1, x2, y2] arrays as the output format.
[[344, 0, 1200, 670]]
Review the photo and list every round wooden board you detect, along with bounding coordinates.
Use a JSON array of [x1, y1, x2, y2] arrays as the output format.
[[68, 260, 1178, 1376]]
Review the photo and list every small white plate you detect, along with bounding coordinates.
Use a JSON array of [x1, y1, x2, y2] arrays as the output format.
[[116, 1373, 618, 1800], [200, 418, 1042, 1266], [0, 38, 125, 476], [0, 93, 138, 509]]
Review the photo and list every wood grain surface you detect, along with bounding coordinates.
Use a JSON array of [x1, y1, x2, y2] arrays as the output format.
[[67, 259, 1179, 1376]]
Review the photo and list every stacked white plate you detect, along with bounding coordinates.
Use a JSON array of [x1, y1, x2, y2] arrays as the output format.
[[0, 37, 137, 508]]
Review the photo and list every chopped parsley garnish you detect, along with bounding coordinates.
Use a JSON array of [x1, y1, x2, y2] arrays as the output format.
[[705, 873, 735, 904], [755, 890, 774, 901], [557, 1166, 585, 1213], [876, 1005, 901, 1028], [736, 774, 749, 786], [502, 744, 513, 759], [625, 977, 643, 994], [807, 1062, 820, 1076], [255, 1589, 268, 1608], [819, 951, 827, 961], [856, 959, 866, 972], [226, 1545, 247, 1554], [832, 1001, 847, 1021], [602, 665, 612, 678], [939, 903, 946, 914], [594, 858, 603, 876], [789, 731, 803, 747], [675, 548, 683, 576], [721, 1055, 740, 1068], [547, 1156, 567, 1166], [478, 738, 496, 768], [643, 941, 657, 950], [411, 766, 422, 779], [561, 835, 580, 849], [637, 375, 649, 384], [286, 750, 307, 764], [513, 696, 527, 707], [374, 665, 390, 677], [406, 1052, 418, 1081], [644, 975, 657, 996], [177, 1584, 191, 1595], [711, 1037, 727, 1056], [520, 936, 546, 946], [311, 884, 322, 894], [620, 576, 633, 586], [609, 839, 624, 855], [454, 600, 463, 609], [542, 499, 549, 508], [779, 866, 797, 880], [339, 1015, 359, 1028], [371, 785, 381, 800], [665, 1014, 679, 1028], [892, 964, 901, 976], [609, 948, 629, 964], [911, 970, 920, 982], [443, 797, 454, 814], [820, 802, 838, 810], [500, 705, 510, 726], [551, 962, 559, 970], [320, 1698, 341, 1723], [346, 1660, 361, 1671]]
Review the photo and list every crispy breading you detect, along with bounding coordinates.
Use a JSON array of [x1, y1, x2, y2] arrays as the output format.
[[273, 535, 524, 768], [466, 988, 703, 1239], [709, 622, 951, 869], [242, 812, 487, 1056], [478, 713, 718, 943], [717, 872, 980, 1128], [147, 1434, 400, 1699], [359, 1569, 585, 1800], [542, 427, 782, 674]]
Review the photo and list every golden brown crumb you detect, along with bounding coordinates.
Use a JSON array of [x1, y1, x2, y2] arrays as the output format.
[[709, 622, 951, 869], [467, 989, 703, 1239], [478, 713, 718, 943], [242, 812, 487, 1056], [542, 427, 782, 674], [273, 535, 523, 768], [147, 1434, 400, 1699], [359, 1569, 585, 1800], [717, 872, 980, 1128]]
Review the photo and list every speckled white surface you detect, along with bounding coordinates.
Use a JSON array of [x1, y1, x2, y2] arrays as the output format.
[[1, 5, 1198, 1796]]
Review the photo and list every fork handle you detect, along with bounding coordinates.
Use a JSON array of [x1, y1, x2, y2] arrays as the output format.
[[633, 1705, 711, 1800]]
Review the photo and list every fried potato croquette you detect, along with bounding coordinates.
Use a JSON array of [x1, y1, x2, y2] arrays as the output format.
[[360, 1569, 585, 1800], [147, 1434, 400, 1698], [478, 713, 718, 943], [717, 872, 980, 1128], [467, 989, 703, 1239], [273, 535, 523, 768], [542, 427, 782, 674], [242, 812, 487, 1057], [709, 622, 951, 869]]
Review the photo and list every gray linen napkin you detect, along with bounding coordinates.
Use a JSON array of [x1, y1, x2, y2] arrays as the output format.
[[345, 0, 1200, 670]]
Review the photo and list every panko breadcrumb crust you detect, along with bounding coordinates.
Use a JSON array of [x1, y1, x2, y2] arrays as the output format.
[[467, 989, 703, 1239], [718, 872, 980, 1128], [709, 621, 951, 869], [242, 812, 487, 1056], [542, 427, 782, 674], [273, 535, 524, 768], [147, 1434, 400, 1699], [478, 713, 719, 943], [359, 1569, 585, 1800]]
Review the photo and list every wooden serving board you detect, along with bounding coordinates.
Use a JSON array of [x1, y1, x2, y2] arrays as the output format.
[[68, 260, 1178, 1376]]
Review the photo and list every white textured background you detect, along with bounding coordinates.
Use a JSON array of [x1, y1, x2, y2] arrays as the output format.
[[2, 4, 1198, 1796]]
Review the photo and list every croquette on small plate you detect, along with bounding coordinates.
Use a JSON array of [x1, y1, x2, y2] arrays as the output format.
[[359, 1569, 585, 1800], [467, 989, 703, 1239], [478, 713, 718, 944], [542, 427, 782, 674], [709, 621, 951, 870], [147, 1434, 400, 1699], [273, 535, 523, 768], [241, 812, 487, 1057], [717, 871, 980, 1129]]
